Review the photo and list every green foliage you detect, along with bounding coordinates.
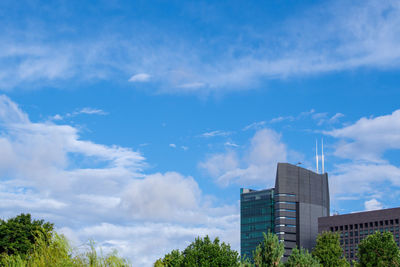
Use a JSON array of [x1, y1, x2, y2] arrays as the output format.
[[155, 249, 183, 266], [155, 235, 240, 267], [312, 231, 349, 267], [0, 233, 130, 267], [355, 231, 400, 267], [239, 256, 253, 267], [253, 231, 284, 267], [0, 213, 54, 257], [285, 247, 320, 267], [0, 214, 130, 267]]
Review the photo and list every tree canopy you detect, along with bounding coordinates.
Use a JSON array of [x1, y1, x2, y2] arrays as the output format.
[[285, 247, 320, 267], [253, 231, 284, 267], [355, 231, 400, 267], [0, 213, 130, 266], [312, 231, 349, 267], [155, 235, 241, 267], [0, 213, 54, 257]]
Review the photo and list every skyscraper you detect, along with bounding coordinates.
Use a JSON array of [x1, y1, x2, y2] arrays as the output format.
[[240, 163, 329, 260]]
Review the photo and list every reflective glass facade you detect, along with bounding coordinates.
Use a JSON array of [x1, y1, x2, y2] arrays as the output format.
[[240, 188, 274, 259]]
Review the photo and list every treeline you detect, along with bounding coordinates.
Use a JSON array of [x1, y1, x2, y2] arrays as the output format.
[[156, 230, 400, 267], [1, 214, 400, 266]]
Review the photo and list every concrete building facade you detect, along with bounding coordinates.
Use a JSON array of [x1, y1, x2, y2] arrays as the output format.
[[319, 207, 400, 262]]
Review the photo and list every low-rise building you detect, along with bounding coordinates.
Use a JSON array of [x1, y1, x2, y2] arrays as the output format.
[[318, 207, 400, 262]]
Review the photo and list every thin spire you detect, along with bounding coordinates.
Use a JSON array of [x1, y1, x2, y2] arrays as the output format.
[[321, 138, 325, 174], [316, 140, 319, 173]]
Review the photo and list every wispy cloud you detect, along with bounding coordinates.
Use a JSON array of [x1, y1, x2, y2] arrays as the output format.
[[200, 130, 232, 138], [129, 73, 151, 82], [77, 108, 108, 115], [243, 121, 266, 131], [2, 1, 400, 94], [49, 107, 108, 121], [224, 142, 239, 148], [270, 116, 295, 124]]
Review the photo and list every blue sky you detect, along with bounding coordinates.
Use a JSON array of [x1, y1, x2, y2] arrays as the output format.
[[1, 0, 400, 265]]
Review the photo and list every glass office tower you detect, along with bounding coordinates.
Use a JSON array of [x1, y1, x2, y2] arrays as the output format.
[[240, 188, 275, 259]]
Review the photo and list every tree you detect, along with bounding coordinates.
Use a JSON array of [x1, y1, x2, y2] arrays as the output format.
[[155, 236, 240, 267], [1, 233, 131, 266], [155, 249, 184, 266], [285, 247, 320, 267], [253, 231, 284, 267], [355, 231, 400, 267], [0, 214, 130, 266], [312, 231, 349, 267], [0, 213, 54, 257]]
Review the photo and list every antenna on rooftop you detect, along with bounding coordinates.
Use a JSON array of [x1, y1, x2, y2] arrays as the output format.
[[321, 138, 325, 174], [316, 139, 319, 174]]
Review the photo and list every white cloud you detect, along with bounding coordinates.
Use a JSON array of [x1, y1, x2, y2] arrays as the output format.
[[329, 162, 400, 197], [325, 109, 400, 212], [270, 116, 294, 124], [326, 109, 400, 162], [181, 146, 189, 151], [224, 142, 239, 147], [77, 107, 107, 115], [200, 129, 287, 186], [0, 95, 239, 266], [121, 172, 201, 222], [365, 199, 383, 211], [329, 113, 345, 124], [178, 82, 206, 89], [129, 73, 151, 82], [51, 114, 63, 120], [200, 130, 232, 138], [169, 143, 176, 148], [243, 121, 266, 131]]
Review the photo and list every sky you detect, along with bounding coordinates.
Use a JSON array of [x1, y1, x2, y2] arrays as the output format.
[[1, 0, 400, 265]]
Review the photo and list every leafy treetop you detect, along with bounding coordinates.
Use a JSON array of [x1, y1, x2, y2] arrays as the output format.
[[0, 213, 54, 256]]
